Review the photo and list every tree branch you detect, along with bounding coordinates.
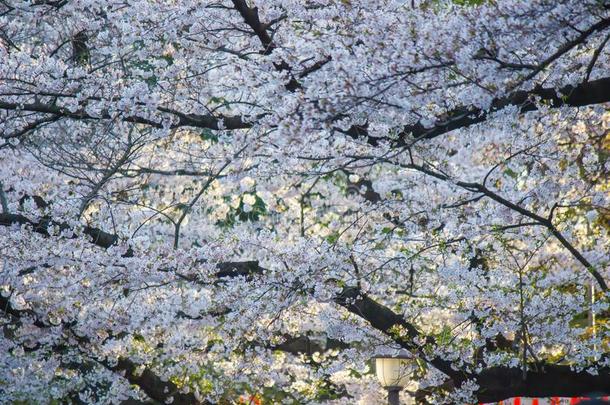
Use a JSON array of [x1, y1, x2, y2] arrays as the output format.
[[0, 101, 252, 131], [2, 215, 609, 401], [0, 212, 123, 252], [344, 77, 610, 147]]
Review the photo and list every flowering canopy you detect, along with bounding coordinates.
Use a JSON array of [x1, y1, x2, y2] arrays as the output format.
[[1, 0, 609, 403]]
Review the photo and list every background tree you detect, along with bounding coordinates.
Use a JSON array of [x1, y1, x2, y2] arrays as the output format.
[[0, 0, 609, 403]]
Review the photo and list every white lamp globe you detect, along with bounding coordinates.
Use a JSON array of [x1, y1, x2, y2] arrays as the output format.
[[373, 353, 412, 388]]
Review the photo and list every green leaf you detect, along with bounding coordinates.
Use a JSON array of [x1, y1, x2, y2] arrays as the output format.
[[200, 128, 219, 143]]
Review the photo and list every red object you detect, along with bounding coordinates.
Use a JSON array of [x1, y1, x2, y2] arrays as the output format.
[[237, 395, 262, 405], [513, 398, 521, 405], [532, 399, 539, 405]]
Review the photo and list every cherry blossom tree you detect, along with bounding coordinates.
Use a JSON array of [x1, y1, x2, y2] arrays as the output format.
[[1, 0, 609, 403]]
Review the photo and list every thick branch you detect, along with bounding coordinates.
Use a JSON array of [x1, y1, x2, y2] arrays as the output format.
[[476, 365, 610, 403], [2, 216, 610, 401], [333, 287, 610, 402], [0, 101, 252, 131], [346, 77, 610, 146], [0, 212, 120, 250], [229, 0, 303, 91], [110, 358, 206, 405], [0, 291, 204, 404], [334, 286, 468, 383], [230, 0, 276, 55], [8, 76, 608, 146]]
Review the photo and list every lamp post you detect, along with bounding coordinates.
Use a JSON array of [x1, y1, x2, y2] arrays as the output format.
[[373, 353, 411, 405]]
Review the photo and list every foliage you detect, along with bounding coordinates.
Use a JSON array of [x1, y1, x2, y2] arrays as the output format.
[[0, 0, 609, 404]]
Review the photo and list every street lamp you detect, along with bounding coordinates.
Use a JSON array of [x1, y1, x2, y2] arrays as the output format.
[[373, 352, 411, 405]]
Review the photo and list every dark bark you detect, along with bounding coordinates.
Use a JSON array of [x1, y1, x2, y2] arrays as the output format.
[[0, 100, 251, 131], [215, 260, 263, 278], [111, 358, 207, 405], [334, 287, 610, 402], [475, 365, 610, 403], [230, 0, 300, 91], [0, 212, 120, 250], [344, 77, 610, 147], [71, 30, 89, 65], [230, 0, 276, 55], [0, 291, 203, 403], [2, 216, 610, 402], [333, 286, 467, 384], [3, 76, 610, 142], [269, 334, 349, 355]]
